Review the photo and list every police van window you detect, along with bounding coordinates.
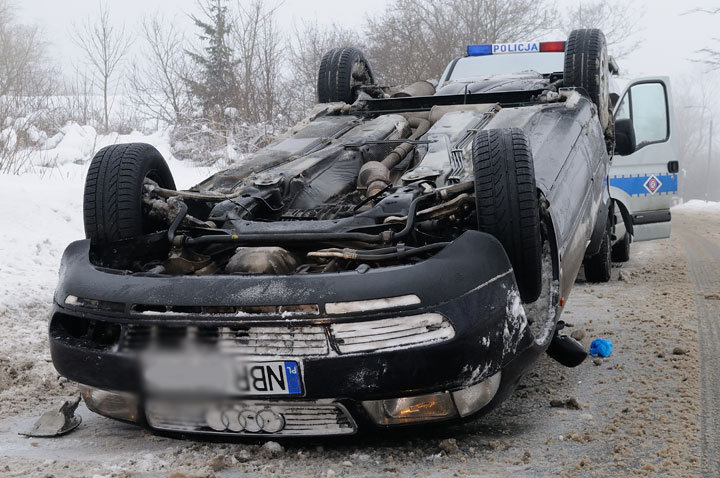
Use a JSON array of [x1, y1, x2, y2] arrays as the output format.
[[629, 82, 669, 147], [615, 92, 631, 121]]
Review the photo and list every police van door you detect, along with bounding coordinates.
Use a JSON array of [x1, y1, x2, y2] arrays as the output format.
[[610, 76, 678, 241]]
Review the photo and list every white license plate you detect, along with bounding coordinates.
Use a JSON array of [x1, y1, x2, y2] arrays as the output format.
[[142, 354, 303, 396], [234, 360, 303, 395]]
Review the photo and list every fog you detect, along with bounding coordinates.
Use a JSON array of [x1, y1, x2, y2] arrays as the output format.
[[8, 0, 720, 200]]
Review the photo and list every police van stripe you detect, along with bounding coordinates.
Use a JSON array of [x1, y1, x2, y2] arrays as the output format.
[[609, 173, 678, 196]]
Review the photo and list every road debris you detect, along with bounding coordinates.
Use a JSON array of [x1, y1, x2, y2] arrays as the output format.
[[259, 441, 284, 458], [570, 329, 586, 341], [589, 338, 613, 357], [549, 397, 583, 410], [439, 438, 459, 454], [19, 396, 81, 438]]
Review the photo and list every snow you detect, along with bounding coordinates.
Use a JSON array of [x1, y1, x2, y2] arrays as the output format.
[[672, 200, 720, 213], [0, 127, 215, 312]]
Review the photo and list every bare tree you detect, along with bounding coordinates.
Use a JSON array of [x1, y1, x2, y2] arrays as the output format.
[[232, 0, 285, 123], [365, 0, 556, 85], [72, 2, 133, 132], [673, 75, 718, 201], [53, 66, 102, 129], [0, 1, 54, 100], [559, 1, 644, 59], [127, 15, 192, 125], [0, 0, 58, 172], [683, 8, 720, 70], [240, 0, 283, 123]]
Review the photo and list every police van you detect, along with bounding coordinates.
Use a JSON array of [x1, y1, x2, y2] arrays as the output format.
[[439, 38, 677, 270], [608, 75, 678, 259]]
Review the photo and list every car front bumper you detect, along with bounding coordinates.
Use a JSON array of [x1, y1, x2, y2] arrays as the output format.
[[50, 231, 544, 437]]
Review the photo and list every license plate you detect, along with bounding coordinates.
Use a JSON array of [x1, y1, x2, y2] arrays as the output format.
[[234, 360, 303, 395], [142, 354, 303, 396]]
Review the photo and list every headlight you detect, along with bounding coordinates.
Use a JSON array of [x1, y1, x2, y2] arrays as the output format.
[[362, 392, 457, 425], [362, 372, 501, 425], [80, 386, 139, 423]]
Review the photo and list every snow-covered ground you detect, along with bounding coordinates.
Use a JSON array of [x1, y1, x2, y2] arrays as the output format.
[[673, 199, 720, 213], [0, 126, 214, 312]]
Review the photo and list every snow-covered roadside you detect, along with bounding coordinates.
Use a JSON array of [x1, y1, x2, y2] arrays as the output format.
[[672, 199, 720, 213], [0, 130, 217, 420], [0, 130, 214, 311]]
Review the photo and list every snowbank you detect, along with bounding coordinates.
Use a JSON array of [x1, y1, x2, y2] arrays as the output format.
[[24, 123, 213, 170], [0, 129, 215, 311], [672, 200, 720, 213]]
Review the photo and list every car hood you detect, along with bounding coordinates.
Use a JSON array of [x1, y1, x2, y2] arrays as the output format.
[[436, 72, 549, 95]]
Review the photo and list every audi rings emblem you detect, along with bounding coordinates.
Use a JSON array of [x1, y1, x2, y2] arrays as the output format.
[[205, 406, 286, 433]]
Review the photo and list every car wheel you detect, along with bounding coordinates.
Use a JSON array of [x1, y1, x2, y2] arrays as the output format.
[[584, 228, 612, 282], [612, 232, 631, 262], [472, 128, 542, 303], [563, 29, 610, 132], [317, 47, 375, 104], [83, 143, 176, 243]]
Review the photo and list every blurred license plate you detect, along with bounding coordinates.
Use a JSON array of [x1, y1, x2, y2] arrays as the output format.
[[142, 355, 303, 396]]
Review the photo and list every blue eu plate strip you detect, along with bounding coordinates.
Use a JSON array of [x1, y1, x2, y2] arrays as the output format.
[[284, 361, 302, 394]]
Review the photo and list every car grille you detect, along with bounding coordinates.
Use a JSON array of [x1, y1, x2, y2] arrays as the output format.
[[145, 399, 357, 436], [120, 313, 453, 356], [122, 324, 329, 356]]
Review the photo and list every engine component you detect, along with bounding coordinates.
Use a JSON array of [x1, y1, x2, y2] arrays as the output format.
[[358, 116, 432, 196], [390, 81, 437, 98], [225, 247, 299, 274]]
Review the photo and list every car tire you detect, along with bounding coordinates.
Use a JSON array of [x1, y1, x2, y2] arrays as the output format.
[[84, 143, 176, 243], [317, 47, 375, 104], [611, 232, 631, 262], [563, 29, 610, 131], [584, 228, 612, 282], [472, 128, 542, 303]]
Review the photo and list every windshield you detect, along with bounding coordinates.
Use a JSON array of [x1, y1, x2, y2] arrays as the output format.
[[446, 52, 565, 81]]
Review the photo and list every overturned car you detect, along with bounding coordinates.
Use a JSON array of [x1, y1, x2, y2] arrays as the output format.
[[51, 29, 622, 437]]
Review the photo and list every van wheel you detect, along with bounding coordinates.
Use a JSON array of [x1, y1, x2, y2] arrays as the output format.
[[473, 128, 542, 303], [317, 47, 375, 104], [612, 232, 631, 262], [563, 29, 610, 131], [584, 228, 612, 282], [84, 143, 176, 243]]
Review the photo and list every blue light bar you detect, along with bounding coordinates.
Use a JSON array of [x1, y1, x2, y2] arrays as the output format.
[[466, 44, 493, 56]]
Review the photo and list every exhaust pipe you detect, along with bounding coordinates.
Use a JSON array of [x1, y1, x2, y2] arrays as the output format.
[[358, 116, 432, 196], [546, 333, 588, 367], [390, 81, 436, 98]]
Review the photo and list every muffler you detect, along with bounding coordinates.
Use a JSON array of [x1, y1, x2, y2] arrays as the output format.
[[546, 323, 588, 367]]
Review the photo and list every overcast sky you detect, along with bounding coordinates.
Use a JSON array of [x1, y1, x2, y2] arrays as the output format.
[[13, 0, 720, 84]]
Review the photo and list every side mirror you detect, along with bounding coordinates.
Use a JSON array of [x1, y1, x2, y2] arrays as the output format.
[[614, 118, 636, 156]]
